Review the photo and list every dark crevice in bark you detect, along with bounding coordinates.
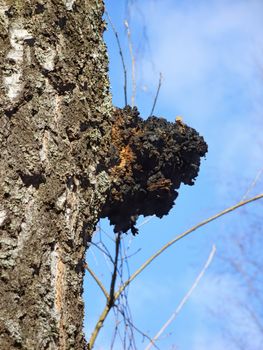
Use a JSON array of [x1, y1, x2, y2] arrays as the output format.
[[35, 3, 45, 14], [41, 69, 77, 95], [66, 127, 80, 142], [18, 171, 46, 189], [4, 93, 34, 118], [55, 16, 67, 29], [77, 174, 90, 190], [4, 6, 15, 18], [24, 38, 36, 47]]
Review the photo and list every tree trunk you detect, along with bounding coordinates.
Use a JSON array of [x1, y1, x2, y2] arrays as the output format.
[[0, 1, 208, 349], [0, 1, 112, 349]]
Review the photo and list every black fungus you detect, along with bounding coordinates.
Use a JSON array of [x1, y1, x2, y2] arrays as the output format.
[[101, 106, 208, 234]]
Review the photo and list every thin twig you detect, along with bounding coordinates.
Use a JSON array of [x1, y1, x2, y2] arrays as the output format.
[[87, 193, 263, 349], [98, 224, 115, 242], [88, 233, 122, 350], [137, 215, 155, 228], [235, 298, 263, 334], [145, 244, 216, 350], [121, 248, 142, 260], [124, 19, 136, 107], [114, 239, 134, 348], [241, 168, 263, 201], [219, 254, 263, 305], [105, 10, 128, 106], [116, 304, 160, 350], [120, 241, 136, 348], [111, 309, 123, 350], [109, 233, 121, 307], [149, 73, 163, 116], [84, 263, 109, 300], [89, 241, 114, 264], [114, 194, 263, 302]]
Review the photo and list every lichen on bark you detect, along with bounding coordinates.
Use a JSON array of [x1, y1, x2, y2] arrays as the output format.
[[0, 1, 112, 349]]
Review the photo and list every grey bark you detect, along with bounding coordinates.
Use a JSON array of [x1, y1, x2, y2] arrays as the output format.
[[0, 1, 112, 349]]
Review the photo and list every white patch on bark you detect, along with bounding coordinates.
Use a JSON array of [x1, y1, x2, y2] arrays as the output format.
[[50, 244, 60, 320], [50, 243, 65, 333], [7, 26, 32, 61], [0, 4, 9, 27], [53, 94, 63, 130], [54, 95, 62, 118], [65, 207, 72, 226], [65, 201, 79, 234], [11, 190, 36, 260], [0, 209, 7, 227], [88, 165, 97, 185], [4, 73, 21, 100], [39, 130, 50, 166], [63, 0, 76, 10], [17, 194, 35, 252], [3, 23, 33, 100], [35, 47, 56, 71], [43, 48, 56, 70], [55, 191, 67, 211], [65, 183, 79, 238]]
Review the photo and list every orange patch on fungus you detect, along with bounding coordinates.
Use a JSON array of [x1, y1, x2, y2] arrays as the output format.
[[117, 145, 135, 169]]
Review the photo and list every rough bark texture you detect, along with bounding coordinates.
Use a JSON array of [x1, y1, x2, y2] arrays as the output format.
[[0, 1, 208, 349], [0, 1, 112, 349]]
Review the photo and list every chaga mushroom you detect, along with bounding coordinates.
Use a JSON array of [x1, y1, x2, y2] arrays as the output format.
[[100, 106, 208, 234]]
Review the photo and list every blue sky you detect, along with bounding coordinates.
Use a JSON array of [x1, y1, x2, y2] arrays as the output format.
[[84, 1, 263, 349]]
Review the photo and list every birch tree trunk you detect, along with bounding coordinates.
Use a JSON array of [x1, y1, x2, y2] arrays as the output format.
[[0, 1, 112, 349], [0, 1, 208, 349]]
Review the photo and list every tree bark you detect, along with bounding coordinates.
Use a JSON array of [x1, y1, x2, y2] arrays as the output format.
[[0, 1, 208, 349], [0, 1, 112, 349]]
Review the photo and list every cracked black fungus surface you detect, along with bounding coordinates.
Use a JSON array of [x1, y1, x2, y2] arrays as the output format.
[[101, 106, 208, 234]]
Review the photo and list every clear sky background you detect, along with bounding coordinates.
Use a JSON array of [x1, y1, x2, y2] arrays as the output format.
[[84, 1, 263, 349]]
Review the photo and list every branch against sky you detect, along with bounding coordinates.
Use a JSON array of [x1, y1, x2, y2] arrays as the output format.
[[115, 194, 263, 301], [86, 194, 263, 349], [209, 174, 263, 350], [145, 244, 216, 350]]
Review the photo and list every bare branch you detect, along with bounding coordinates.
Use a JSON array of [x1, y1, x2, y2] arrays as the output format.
[[84, 263, 109, 300], [149, 73, 163, 116], [137, 215, 155, 228], [89, 241, 114, 264], [88, 233, 122, 349], [88, 303, 111, 350], [87, 193, 263, 349], [124, 20, 136, 107], [115, 304, 161, 350], [115, 194, 263, 301], [105, 11, 128, 106], [145, 244, 216, 350], [109, 233, 121, 307], [241, 168, 263, 201]]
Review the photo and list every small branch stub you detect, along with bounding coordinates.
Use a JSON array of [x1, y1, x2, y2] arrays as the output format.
[[101, 106, 208, 234]]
